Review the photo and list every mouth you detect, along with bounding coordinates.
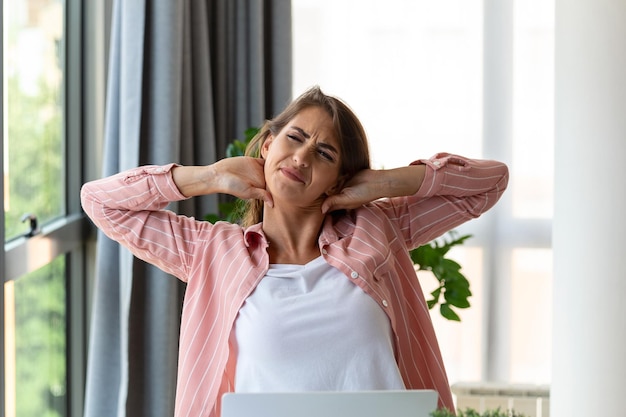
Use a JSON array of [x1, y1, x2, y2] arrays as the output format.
[[280, 167, 306, 184]]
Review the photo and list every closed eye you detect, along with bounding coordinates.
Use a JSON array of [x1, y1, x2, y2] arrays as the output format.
[[317, 142, 337, 162], [287, 134, 303, 143], [317, 147, 334, 162]]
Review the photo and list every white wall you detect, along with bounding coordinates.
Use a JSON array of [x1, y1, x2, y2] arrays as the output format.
[[552, 0, 626, 415]]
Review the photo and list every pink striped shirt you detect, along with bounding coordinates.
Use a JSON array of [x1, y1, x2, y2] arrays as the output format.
[[80, 153, 508, 417]]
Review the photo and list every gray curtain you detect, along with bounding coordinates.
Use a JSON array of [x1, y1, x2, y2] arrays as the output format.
[[84, 1, 292, 416]]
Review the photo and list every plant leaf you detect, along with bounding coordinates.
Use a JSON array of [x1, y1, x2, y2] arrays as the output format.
[[440, 303, 461, 321], [244, 127, 260, 141], [440, 257, 462, 272], [430, 287, 442, 300], [444, 291, 471, 308], [225, 140, 248, 158], [410, 244, 442, 270], [204, 213, 221, 224]]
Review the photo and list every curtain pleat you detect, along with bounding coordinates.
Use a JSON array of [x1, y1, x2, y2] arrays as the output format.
[[84, 1, 292, 416]]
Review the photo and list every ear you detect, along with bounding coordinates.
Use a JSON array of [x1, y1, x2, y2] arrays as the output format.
[[260, 135, 273, 159]]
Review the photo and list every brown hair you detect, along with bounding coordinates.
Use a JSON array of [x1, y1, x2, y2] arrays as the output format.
[[240, 85, 371, 227]]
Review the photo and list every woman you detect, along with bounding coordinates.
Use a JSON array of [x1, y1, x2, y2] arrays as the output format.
[[81, 86, 509, 417]]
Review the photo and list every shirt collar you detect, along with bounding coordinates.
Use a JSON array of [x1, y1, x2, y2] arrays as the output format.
[[243, 223, 268, 248], [243, 213, 354, 249]]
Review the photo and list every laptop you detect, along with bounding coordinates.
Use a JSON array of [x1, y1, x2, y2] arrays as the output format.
[[221, 390, 439, 417]]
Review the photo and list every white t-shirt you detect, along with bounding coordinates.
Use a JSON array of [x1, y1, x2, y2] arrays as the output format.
[[234, 256, 405, 392]]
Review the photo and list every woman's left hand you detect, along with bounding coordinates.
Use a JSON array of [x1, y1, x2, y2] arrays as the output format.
[[321, 165, 425, 213], [321, 169, 385, 213]]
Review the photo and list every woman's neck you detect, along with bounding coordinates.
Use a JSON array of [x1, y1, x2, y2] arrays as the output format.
[[262, 205, 326, 265]]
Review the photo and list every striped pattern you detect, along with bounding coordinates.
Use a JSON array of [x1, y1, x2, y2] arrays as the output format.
[[80, 153, 508, 417]]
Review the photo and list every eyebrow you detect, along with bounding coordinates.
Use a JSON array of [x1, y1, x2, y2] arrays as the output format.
[[292, 126, 339, 155], [292, 126, 311, 139]]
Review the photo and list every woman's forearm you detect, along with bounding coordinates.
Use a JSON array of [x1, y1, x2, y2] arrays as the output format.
[[171, 165, 218, 198], [378, 164, 427, 198]]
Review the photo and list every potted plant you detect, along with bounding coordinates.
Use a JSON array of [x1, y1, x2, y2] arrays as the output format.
[[410, 231, 472, 321], [431, 408, 529, 417]]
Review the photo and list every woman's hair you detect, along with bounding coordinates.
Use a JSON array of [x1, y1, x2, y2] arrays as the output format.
[[240, 85, 371, 227]]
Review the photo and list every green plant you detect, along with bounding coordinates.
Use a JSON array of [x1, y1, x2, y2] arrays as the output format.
[[410, 232, 473, 321], [225, 127, 260, 158], [431, 407, 529, 417], [203, 127, 260, 224], [206, 129, 474, 321]]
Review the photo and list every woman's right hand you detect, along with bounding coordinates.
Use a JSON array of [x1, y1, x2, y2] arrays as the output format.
[[212, 157, 274, 207], [172, 158, 274, 207]]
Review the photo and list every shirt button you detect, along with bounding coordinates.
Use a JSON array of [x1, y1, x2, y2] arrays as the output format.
[[433, 161, 441, 166], [321, 249, 328, 255], [350, 271, 359, 279], [382, 300, 389, 307]]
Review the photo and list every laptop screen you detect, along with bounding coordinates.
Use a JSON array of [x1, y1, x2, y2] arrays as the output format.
[[221, 390, 439, 417]]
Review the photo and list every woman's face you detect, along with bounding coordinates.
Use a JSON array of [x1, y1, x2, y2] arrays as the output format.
[[261, 106, 342, 209]]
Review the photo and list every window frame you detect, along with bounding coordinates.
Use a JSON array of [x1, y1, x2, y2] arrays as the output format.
[[1, 0, 110, 415]]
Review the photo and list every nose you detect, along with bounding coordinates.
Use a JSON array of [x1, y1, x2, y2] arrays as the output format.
[[293, 144, 312, 167]]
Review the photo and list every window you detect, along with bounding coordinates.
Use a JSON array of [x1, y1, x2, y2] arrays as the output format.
[[3, 0, 65, 241], [292, 0, 553, 385], [1, 0, 104, 415], [5, 257, 67, 416]]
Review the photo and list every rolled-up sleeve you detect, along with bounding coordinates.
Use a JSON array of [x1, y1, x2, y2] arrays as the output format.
[[80, 164, 198, 280], [399, 152, 509, 246], [81, 164, 185, 211], [414, 152, 508, 201]]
